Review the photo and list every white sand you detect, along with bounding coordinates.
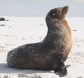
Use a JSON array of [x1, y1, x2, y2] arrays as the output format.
[[0, 17, 84, 78]]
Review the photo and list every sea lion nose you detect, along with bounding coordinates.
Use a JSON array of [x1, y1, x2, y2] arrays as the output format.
[[63, 6, 68, 9]]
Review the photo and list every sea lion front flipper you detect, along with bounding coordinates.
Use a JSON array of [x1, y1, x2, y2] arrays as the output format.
[[53, 55, 67, 77]]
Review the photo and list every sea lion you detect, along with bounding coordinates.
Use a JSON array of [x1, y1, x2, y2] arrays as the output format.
[[7, 6, 72, 77]]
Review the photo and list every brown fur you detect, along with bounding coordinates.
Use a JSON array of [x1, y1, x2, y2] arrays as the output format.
[[60, 19, 72, 61]]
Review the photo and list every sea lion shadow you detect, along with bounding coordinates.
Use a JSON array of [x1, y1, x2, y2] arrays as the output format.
[[0, 63, 71, 74], [0, 63, 52, 74]]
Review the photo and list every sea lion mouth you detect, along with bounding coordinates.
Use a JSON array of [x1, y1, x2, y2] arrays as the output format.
[[46, 14, 51, 19], [46, 14, 59, 22], [63, 6, 68, 10], [61, 6, 68, 15]]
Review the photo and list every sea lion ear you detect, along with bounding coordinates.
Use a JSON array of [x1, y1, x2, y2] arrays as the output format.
[[61, 6, 68, 15]]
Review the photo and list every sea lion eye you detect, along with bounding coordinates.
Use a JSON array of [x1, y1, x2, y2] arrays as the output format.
[[53, 13, 56, 16]]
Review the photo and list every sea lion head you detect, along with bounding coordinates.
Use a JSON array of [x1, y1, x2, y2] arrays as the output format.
[[47, 6, 68, 20]]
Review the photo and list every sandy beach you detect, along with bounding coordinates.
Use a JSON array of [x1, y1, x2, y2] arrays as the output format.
[[0, 17, 84, 78]]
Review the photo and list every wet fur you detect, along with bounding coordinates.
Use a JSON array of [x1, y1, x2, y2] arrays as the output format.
[[7, 6, 72, 77]]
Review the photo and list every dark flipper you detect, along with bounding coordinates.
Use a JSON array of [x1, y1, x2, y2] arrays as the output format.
[[53, 54, 67, 77]]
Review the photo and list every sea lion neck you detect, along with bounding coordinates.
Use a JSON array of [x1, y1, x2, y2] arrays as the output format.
[[42, 16, 66, 49], [45, 16, 61, 32]]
